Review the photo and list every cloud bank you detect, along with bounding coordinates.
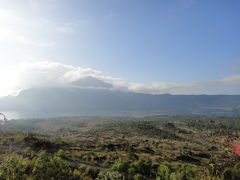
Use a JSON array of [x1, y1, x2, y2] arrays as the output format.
[[0, 61, 240, 97], [0, 61, 125, 97]]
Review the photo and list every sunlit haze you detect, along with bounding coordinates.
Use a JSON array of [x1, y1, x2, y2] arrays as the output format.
[[0, 0, 240, 96]]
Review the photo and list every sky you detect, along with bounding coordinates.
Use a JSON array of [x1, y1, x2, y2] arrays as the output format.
[[0, 0, 240, 96]]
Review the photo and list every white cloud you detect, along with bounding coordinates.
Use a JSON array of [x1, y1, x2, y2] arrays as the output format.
[[29, 0, 40, 8], [0, 61, 240, 97], [0, 6, 76, 49], [0, 61, 124, 97], [128, 78, 240, 95], [56, 26, 74, 33], [221, 74, 240, 85], [28, 0, 59, 9], [128, 82, 201, 95], [0, 9, 23, 24], [0, 8, 56, 47]]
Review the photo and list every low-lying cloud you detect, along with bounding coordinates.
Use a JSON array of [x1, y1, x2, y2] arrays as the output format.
[[0, 61, 240, 97], [0, 61, 125, 96]]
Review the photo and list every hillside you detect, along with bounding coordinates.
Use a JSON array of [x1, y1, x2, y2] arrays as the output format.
[[0, 115, 239, 179], [0, 87, 240, 118]]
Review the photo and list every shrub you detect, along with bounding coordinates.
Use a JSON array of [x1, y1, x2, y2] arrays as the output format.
[[130, 160, 151, 176], [56, 149, 66, 158], [96, 170, 126, 180], [133, 173, 145, 180], [222, 162, 240, 180], [0, 156, 30, 180], [32, 151, 72, 180], [157, 163, 170, 180], [156, 162, 199, 180], [110, 161, 130, 174], [223, 168, 235, 180]]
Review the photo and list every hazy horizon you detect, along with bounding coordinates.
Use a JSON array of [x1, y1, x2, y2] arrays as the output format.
[[0, 0, 239, 97]]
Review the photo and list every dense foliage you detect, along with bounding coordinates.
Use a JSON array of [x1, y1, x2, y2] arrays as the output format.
[[0, 153, 239, 180]]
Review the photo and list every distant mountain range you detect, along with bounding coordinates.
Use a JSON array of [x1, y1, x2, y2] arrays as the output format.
[[0, 86, 240, 118]]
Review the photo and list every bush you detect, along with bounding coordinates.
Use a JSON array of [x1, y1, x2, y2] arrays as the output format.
[[222, 162, 240, 180], [0, 156, 30, 180], [157, 163, 170, 180], [96, 170, 126, 180], [128, 167, 136, 177], [130, 160, 151, 176], [223, 168, 235, 180], [133, 173, 145, 180], [83, 167, 100, 179], [32, 151, 72, 180], [110, 161, 130, 174], [56, 149, 66, 158], [156, 162, 199, 180]]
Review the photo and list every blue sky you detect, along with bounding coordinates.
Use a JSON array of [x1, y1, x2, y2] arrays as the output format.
[[0, 0, 239, 95]]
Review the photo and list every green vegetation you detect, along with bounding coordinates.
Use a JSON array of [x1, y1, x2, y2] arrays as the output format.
[[0, 115, 239, 179]]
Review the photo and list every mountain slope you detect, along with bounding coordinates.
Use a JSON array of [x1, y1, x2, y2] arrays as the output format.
[[0, 87, 240, 118]]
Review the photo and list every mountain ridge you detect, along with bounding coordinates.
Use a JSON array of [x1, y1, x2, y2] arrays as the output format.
[[0, 87, 240, 118]]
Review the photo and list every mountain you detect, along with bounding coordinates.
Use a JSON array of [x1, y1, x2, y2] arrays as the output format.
[[72, 76, 113, 89], [0, 87, 240, 118]]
